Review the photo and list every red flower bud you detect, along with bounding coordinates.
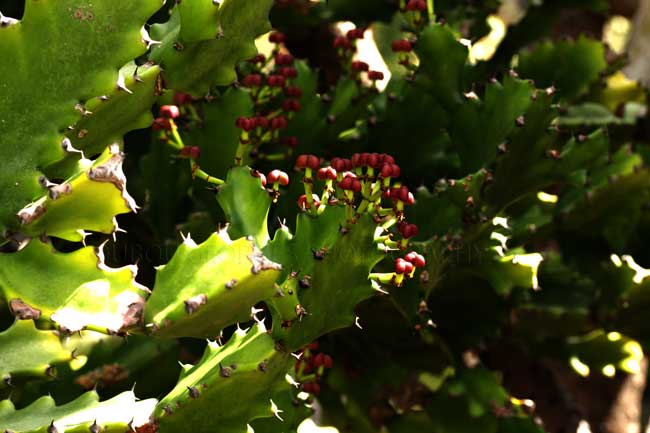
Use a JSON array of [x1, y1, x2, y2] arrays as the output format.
[[242, 74, 263, 87], [269, 32, 286, 44], [303, 382, 320, 394], [279, 67, 298, 78], [404, 251, 426, 268], [295, 154, 320, 170], [317, 166, 337, 181], [323, 354, 333, 369], [284, 86, 302, 98], [282, 99, 301, 112], [406, 0, 427, 11], [251, 170, 267, 187], [270, 116, 288, 130], [152, 117, 171, 131], [298, 194, 321, 209], [367, 152, 380, 168], [308, 341, 319, 351], [330, 157, 352, 172], [160, 105, 180, 119], [180, 146, 201, 160], [380, 154, 395, 165], [235, 116, 256, 131], [173, 92, 193, 105], [380, 163, 400, 178], [248, 54, 266, 64], [347, 28, 365, 40], [333, 36, 351, 49], [398, 222, 419, 238], [268, 169, 290, 186], [275, 53, 294, 66], [267, 75, 286, 87], [281, 136, 298, 148], [394, 258, 414, 274], [351, 153, 363, 167], [351, 60, 369, 72], [389, 186, 414, 204], [368, 70, 384, 81], [313, 353, 325, 367], [391, 39, 413, 52], [254, 115, 269, 129], [339, 174, 362, 192]]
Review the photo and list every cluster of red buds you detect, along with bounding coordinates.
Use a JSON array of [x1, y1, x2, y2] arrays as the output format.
[[333, 27, 364, 52], [234, 32, 302, 164], [290, 152, 417, 220], [391, 38, 414, 66], [369, 250, 426, 287], [396, 0, 430, 46], [349, 62, 384, 86], [404, 0, 426, 11], [153, 102, 227, 186], [283, 151, 427, 287], [152, 104, 179, 131], [252, 168, 291, 202], [294, 341, 333, 395]]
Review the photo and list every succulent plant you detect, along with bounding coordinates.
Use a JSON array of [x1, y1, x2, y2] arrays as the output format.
[[1, 0, 649, 432]]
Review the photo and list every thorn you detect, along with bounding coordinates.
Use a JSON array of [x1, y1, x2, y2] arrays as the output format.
[[355, 316, 363, 329], [258, 360, 268, 372], [48, 421, 58, 433], [251, 306, 264, 322], [133, 67, 144, 83], [116, 74, 133, 94], [271, 399, 284, 421], [140, 26, 161, 49], [127, 419, 135, 432], [89, 420, 101, 433], [220, 364, 232, 378], [188, 386, 200, 399]]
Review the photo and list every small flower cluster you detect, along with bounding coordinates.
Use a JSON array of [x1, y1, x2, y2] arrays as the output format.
[[153, 100, 225, 186], [294, 341, 333, 396], [290, 152, 417, 219], [234, 31, 302, 165], [279, 152, 425, 285], [400, 0, 429, 28], [332, 28, 385, 88], [391, 38, 414, 67], [251, 168, 291, 202]]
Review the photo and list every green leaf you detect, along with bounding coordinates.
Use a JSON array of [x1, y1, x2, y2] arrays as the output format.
[[415, 24, 468, 110], [188, 89, 254, 179], [517, 35, 607, 100], [45, 63, 161, 179], [0, 240, 148, 334], [265, 209, 385, 351], [154, 323, 292, 433], [249, 387, 312, 433], [19, 144, 137, 242], [566, 330, 644, 376], [144, 232, 281, 338], [0, 0, 160, 233], [217, 167, 272, 248], [0, 391, 156, 433], [451, 76, 534, 172], [150, 0, 273, 95], [0, 320, 73, 388]]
